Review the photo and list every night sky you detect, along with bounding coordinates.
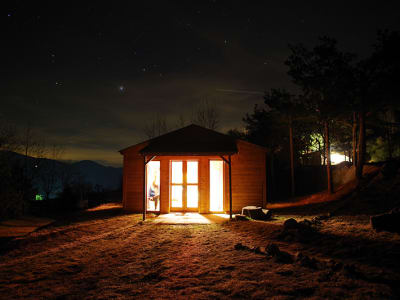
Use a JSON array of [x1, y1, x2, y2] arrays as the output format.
[[2, 1, 399, 167]]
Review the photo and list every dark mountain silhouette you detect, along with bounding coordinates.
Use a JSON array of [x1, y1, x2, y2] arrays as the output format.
[[72, 160, 122, 190], [1, 151, 122, 193]]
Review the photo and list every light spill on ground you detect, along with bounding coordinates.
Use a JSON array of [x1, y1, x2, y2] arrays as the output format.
[[0, 207, 399, 299]]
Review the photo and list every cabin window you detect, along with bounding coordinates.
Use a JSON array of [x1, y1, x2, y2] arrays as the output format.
[[146, 161, 160, 211]]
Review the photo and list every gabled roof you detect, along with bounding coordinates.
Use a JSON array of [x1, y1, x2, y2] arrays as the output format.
[[120, 124, 238, 156]]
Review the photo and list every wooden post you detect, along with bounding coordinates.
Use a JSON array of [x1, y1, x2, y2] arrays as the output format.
[[143, 155, 146, 221], [352, 111, 358, 167], [220, 155, 233, 220], [228, 155, 232, 220], [356, 110, 366, 180]]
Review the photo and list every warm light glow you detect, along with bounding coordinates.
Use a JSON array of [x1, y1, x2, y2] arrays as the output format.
[[331, 152, 346, 165], [213, 213, 230, 219], [210, 160, 223, 212], [171, 161, 182, 183], [187, 161, 198, 183], [154, 213, 230, 224], [171, 185, 183, 208], [187, 185, 198, 208]]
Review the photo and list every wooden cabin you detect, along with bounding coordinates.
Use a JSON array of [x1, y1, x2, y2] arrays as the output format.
[[119, 124, 267, 218]]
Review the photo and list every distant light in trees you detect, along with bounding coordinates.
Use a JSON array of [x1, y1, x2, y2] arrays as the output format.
[[330, 152, 346, 165]]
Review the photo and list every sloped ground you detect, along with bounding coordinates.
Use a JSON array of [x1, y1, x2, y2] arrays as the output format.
[[0, 216, 54, 239], [267, 164, 381, 212], [270, 161, 400, 217], [0, 203, 399, 299]]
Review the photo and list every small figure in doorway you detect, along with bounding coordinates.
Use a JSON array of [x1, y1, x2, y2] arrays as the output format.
[[148, 175, 159, 210]]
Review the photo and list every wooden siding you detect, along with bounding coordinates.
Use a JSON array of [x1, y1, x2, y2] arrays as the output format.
[[229, 141, 266, 213], [121, 140, 266, 214], [122, 143, 147, 212]]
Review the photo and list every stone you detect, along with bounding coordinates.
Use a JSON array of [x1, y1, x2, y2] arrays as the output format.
[[262, 209, 272, 220], [266, 243, 281, 256], [275, 250, 293, 264], [234, 242, 247, 250], [299, 219, 313, 227], [283, 218, 298, 230], [234, 214, 249, 221], [241, 206, 272, 220], [370, 208, 400, 233], [266, 243, 293, 264]]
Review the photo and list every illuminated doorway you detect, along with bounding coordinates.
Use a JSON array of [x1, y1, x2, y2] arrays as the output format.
[[210, 160, 224, 212], [146, 161, 160, 212], [170, 161, 198, 211]]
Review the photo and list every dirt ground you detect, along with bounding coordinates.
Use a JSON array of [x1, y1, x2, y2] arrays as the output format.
[[0, 204, 399, 299]]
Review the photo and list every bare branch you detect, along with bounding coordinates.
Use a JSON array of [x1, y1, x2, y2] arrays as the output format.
[[191, 99, 220, 130], [143, 114, 169, 139]]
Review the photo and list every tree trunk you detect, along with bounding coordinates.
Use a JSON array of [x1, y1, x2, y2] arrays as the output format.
[[316, 137, 322, 165], [356, 110, 366, 179], [325, 121, 333, 194], [352, 111, 358, 167], [289, 116, 295, 197], [322, 126, 326, 166]]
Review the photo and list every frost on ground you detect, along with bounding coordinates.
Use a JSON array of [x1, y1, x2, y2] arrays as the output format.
[[0, 204, 399, 299]]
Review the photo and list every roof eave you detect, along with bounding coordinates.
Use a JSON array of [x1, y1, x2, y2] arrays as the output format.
[[139, 151, 238, 156]]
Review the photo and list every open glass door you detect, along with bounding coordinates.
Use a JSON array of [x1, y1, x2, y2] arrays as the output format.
[[146, 161, 160, 211], [170, 160, 199, 211], [210, 160, 223, 212]]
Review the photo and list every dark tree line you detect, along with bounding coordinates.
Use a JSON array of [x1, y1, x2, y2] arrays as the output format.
[[237, 30, 400, 197]]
